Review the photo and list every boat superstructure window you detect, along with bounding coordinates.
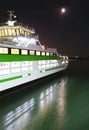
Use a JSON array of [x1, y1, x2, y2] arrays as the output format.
[[5, 29, 8, 36], [16, 29, 20, 35], [0, 26, 32, 38], [11, 29, 16, 36], [29, 50, 35, 55], [19, 27, 31, 37], [39, 60, 59, 71], [0, 29, 5, 37], [0, 30, 2, 37], [46, 52, 50, 56], [0, 28, 15, 37], [36, 51, 40, 56], [21, 49, 28, 55], [50, 52, 53, 56], [0, 28, 18, 37], [11, 48, 19, 54], [8, 29, 12, 36], [41, 51, 45, 56], [0, 46, 57, 57], [0, 47, 8, 54], [20, 28, 24, 35]]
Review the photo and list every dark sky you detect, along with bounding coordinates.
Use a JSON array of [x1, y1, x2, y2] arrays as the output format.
[[0, 0, 89, 56]]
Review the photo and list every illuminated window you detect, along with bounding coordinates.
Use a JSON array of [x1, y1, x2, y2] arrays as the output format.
[[16, 29, 20, 35], [11, 48, 19, 54], [0, 47, 8, 54], [20, 28, 22, 34], [21, 49, 28, 55], [1, 29, 5, 36], [27, 32, 30, 36], [50, 52, 53, 56], [0, 30, 2, 37], [11, 29, 16, 36], [8, 29, 12, 36], [46, 52, 49, 56], [42, 51, 45, 56], [30, 50, 35, 55], [21, 30, 25, 35], [20, 28, 25, 35], [5, 29, 8, 36], [36, 51, 40, 55]]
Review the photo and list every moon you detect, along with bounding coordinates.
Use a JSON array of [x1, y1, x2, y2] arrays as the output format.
[[61, 8, 66, 14], [57, 7, 68, 15]]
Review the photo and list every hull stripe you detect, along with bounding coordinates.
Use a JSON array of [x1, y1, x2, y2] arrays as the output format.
[[0, 55, 59, 62], [0, 74, 31, 83]]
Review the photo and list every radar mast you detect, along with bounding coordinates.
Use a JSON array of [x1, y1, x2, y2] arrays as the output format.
[[7, 10, 15, 21], [6, 10, 17, 26]]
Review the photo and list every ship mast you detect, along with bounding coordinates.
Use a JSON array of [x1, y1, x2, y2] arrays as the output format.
[[7, 10, 15, 21], [6, 10, 17, 26]]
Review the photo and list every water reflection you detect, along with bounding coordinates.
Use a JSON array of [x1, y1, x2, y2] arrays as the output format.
[[40, 86, 53, 110], [57, 78, 68, 127], [2, 98, 34, 130], [0, 76, 68, 130]]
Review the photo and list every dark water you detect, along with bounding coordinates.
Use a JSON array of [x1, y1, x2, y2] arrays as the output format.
[[0, 59, 89, 130]]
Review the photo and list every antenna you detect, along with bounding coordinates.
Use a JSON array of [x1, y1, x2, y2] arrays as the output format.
[[7, 10, 16, 21], [6, 11, 17, 26]]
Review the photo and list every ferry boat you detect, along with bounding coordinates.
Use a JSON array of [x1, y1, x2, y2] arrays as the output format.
[[0, 11, 68, 92]]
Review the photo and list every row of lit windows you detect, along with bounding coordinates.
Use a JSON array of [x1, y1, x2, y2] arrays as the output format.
[[0, 47, 57, 56], [39, 60, 58, 64], [0, 61, 33, 75], [38, 60, 59, 70], [0, 66, 33, 75], [0, 28, 31, 37], [0, 61, 33, 68]]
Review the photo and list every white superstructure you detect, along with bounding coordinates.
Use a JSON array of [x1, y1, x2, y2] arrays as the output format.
[[0, 11, 68, 92]]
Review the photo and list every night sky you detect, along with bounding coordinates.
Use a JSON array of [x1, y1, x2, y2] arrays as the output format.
[[0, 0, 89, 56]]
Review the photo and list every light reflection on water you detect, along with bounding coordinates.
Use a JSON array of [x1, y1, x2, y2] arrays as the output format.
[[2, 98, 34, 130], [1, 60, 89, 130], [56, 78, 68, 129], [0, 75, 68, 130]]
